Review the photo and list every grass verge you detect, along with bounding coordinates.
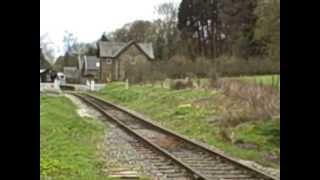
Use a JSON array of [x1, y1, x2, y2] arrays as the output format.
[[40, 95, 107, 179], [93, 82, 280, 168], [225, 75, 280, 88]]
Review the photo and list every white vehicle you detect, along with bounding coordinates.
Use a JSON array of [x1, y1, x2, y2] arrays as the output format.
[[57, 72, 66, 85]]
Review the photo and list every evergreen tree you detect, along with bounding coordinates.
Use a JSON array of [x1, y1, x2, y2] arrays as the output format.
[[178, 0, 259, 58], [254, 0, 280, 61]]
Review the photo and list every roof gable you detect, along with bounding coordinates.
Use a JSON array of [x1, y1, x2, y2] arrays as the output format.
[[98, 42, 127, 58], [98, 41, 155, 60], [84, 56, 100, 70]]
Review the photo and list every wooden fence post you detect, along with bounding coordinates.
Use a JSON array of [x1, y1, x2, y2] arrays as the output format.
[[125, 79, 129, 89]]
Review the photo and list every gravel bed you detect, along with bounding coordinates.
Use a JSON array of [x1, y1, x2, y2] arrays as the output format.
[[103, 124, 191, 180], [102, 126, 151, 176], [65, 94, 183, 179], [239, 160, 280, 179], [64, 94, 278, 180], [195, 140, 280, 179]]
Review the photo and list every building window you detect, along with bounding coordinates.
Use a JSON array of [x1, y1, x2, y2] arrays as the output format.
[[106, 59, 112, 64], [96, 62, 100, 67]]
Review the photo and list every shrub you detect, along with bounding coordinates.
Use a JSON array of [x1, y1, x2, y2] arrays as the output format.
[[124, 60, 152, 84], [193, 57, 213, 77], [216, 56, 279, 77], [149, 71, 168, 84], [121, 54, 279, 86], [215, 79, 280, 128], [170, 77, 193, 90]]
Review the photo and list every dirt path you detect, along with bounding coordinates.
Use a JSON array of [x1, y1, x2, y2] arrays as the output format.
[[65, 94, 104, 118]]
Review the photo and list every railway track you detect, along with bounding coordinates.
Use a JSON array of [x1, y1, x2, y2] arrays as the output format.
[[72, 93, 279, 180]]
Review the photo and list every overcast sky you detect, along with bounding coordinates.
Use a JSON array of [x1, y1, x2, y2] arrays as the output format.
[[40, 0, 181, 57]]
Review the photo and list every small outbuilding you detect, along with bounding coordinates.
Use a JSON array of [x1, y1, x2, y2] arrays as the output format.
[[60, 52, 84, 83], [40, 69, 50, 82], [82, 56, 100, 81]]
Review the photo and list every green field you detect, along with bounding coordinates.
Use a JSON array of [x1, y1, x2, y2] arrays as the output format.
[[226, 75, 280, 87], [40, 95, 107, 180], [93, 82, 280, 168], [170, 75, 280, 89]]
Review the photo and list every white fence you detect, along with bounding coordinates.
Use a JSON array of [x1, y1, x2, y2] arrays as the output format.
[[40, 82, 105, 93]]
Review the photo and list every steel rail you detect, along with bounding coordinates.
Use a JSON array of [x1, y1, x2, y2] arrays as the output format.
[[73, 92, 278, 180], [73, 93, 208, 180]]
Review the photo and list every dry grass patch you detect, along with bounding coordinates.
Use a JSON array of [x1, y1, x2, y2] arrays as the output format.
[[212, 79, 279, 140]]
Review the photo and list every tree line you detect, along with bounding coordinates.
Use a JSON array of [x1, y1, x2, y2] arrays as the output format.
[[43, 0, 279, 78], [49, 0, 279, 63], [107, 0, 279, 62]]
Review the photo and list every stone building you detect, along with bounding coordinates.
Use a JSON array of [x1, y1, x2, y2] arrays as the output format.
[[53, 35, 155, 83], [54, 52, 101, 83], [97, 39, 155, 82], [61, 53, 83, 83], [82, 56, 100, 80]]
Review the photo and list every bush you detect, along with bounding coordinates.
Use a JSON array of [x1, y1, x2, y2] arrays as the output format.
[[124, 60, 152, 84], [169, 77, 193, 90], [216, 56, 279, 77], [193, 57, 213, 77], [149, 71, 168, 82], [168, 55, 194, 78], [256, 118, 280, 146], [215, 79, 280, 128], [160, 55, 278, 80], [120, 54, 279, 85]]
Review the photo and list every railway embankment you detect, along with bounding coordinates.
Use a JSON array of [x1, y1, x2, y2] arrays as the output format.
[[92, 82, 280, 173]]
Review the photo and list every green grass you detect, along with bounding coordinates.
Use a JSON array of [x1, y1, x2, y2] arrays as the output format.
[[226, 75, 280, 87], [40, 95, 108, 180], [93, 82, 280, 168]]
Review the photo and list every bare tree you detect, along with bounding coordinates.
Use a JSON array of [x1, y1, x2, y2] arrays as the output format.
[[63, 31, 79, 53], [155, 2, 178, 22], [153, 2, 180, 59], [62, 31, 96, 55], [40, 33, 56, 64]]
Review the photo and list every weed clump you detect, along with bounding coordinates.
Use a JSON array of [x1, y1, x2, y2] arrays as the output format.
[[170, 77, 193, 90], [216, 79, 279, 125], [211, 79, 279, 143]]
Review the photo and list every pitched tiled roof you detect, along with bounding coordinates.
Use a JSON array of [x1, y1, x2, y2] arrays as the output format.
[[84, 56, 100, 70], [98, 41, 155, 60], [136, 43, 154, 59]]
